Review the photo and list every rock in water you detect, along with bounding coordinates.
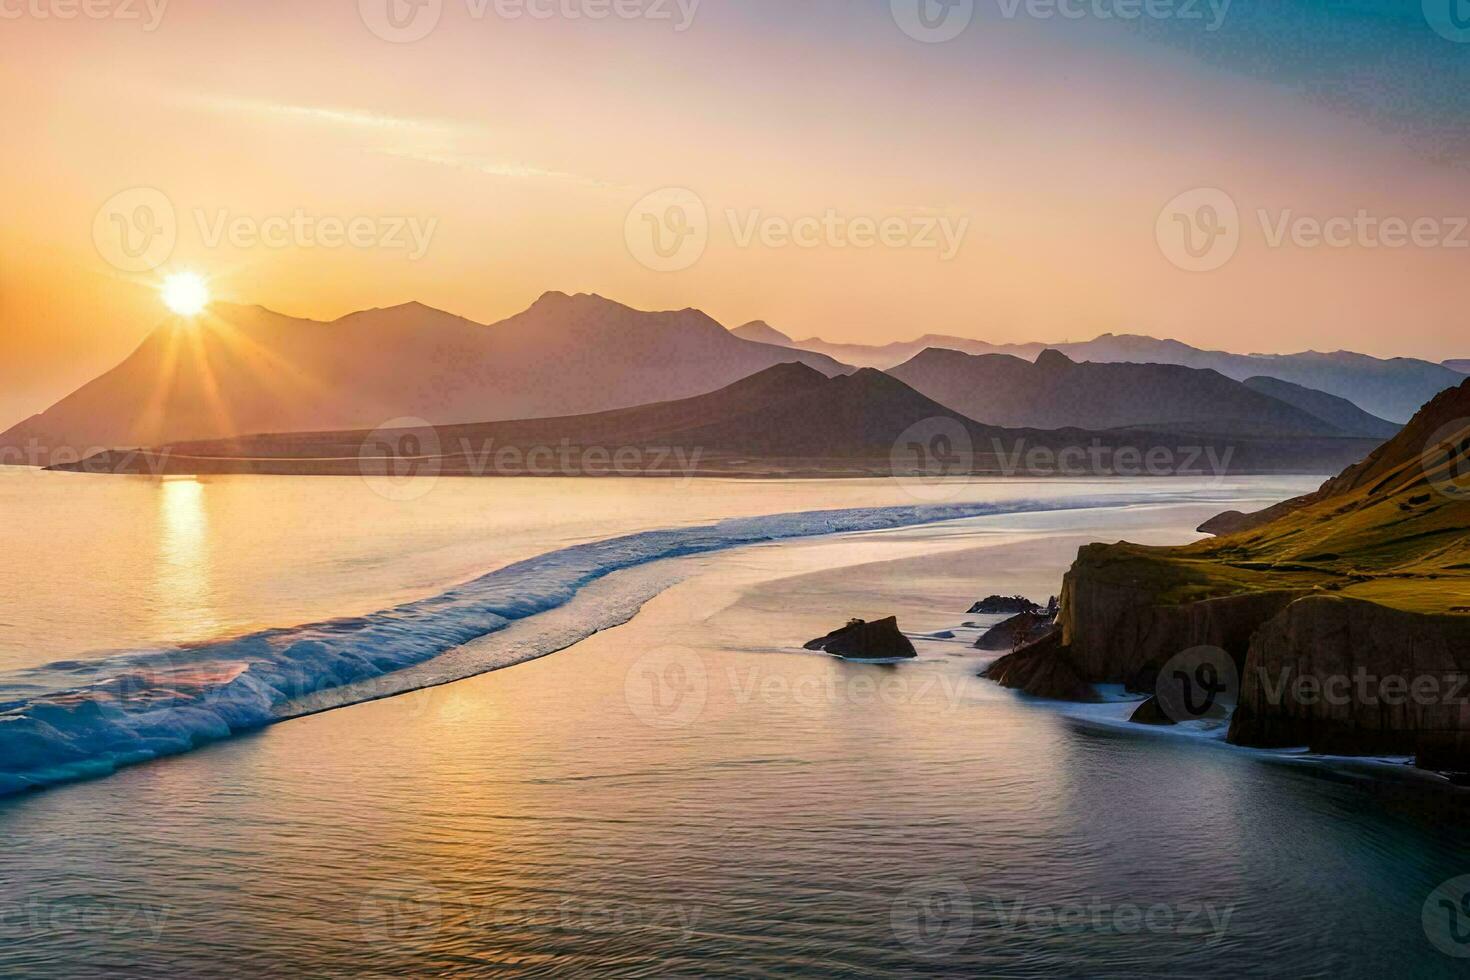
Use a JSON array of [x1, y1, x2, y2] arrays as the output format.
[[974, 612, 1056, 651], [968, 595, 1041, 615], [1128, 696, 1176, 726], [804, 617, 917, 660], [982, 633, 1100, 702]]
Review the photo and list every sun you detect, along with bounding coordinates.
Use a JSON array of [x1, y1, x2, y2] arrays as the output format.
[[161, 272, 210, 316]]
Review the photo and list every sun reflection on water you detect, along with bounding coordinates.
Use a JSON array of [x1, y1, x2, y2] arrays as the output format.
[[155, 478, 218, 636]]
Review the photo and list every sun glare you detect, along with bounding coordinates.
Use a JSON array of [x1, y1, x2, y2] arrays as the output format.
[[161, 272, 210, 316]]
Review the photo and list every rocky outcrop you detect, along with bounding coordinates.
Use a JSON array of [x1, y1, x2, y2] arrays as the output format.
[[974, 612, 1056, 651], [1128, 697, 1175, 726], [1057, 558, 1308, 691], [968, 595, 1040, 615], [982, 633, 1100, 702], [1229, 596, 1470, 768], [803, 617, 917, 660]]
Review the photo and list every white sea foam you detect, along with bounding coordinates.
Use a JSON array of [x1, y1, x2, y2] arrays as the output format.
[[0, 495, 1175, 796]]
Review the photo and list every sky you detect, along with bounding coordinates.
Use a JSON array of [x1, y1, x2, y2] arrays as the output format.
[[3, 0, 1468, 429]]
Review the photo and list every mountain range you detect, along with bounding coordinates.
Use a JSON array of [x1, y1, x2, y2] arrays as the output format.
[[58, 362, 1382, 479], [734, 322, 1461, 423], [0, 293, 845, 465], [886, 348, 1399, 439], [3, 292, 1457, 467]]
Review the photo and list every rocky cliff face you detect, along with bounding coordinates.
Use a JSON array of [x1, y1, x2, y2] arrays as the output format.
[[1056, 553, 1307, 689], [989, 551, 1470, 771], [1230, 596, 1470, 767]]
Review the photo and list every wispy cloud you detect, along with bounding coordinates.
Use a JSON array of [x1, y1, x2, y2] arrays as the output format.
[[191, 95, 613, 188], [371, 148, 619, 189]]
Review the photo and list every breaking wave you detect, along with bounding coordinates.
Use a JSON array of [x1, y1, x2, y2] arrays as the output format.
[[0, 496, 1153, 797]]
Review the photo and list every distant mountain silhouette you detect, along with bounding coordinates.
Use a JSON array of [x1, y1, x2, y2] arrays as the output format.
[[887, 348, 1384, 438], [0, 292, 848, 464], [1240, 376, 1400, 439], [730, 321, 796, 347], [1446, 359, 1470, 374], [773, 330, 1460, 422], [60, 363, 1382, 478], [786, 334, 1035, 369]]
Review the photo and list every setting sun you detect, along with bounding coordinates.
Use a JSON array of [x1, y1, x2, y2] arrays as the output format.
[[161, 272, 209, 316]]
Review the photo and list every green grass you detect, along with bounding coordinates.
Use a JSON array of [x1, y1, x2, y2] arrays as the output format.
[[1076, 434, 1470, 615]]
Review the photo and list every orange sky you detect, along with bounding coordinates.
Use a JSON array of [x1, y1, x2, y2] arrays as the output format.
[[3, 1, 1468, 428]]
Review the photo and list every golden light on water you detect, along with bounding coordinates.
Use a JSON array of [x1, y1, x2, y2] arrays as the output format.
[[161, 272, 210, 316]]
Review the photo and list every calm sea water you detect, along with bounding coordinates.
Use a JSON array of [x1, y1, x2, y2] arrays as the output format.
[[2, 470, 1467, 977]]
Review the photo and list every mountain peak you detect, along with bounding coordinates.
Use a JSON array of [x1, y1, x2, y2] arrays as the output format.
[[731, 320, 795, 347], [1034, 349, 1074, 370]]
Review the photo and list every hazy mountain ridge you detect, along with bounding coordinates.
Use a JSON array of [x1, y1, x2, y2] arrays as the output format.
[[886, 348, 1392, 439], [0, 292, 848, 463], [58, 362, 1381, 479], [755, 328, 1460, 422]]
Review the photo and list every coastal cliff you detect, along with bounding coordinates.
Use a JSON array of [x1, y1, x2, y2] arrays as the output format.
[[988, 377, 1470, 773], [1229, 596, 1470, 767]]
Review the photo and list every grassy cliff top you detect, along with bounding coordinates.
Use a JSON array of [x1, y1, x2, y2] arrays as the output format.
[[1074, 382, 1470, 615]]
